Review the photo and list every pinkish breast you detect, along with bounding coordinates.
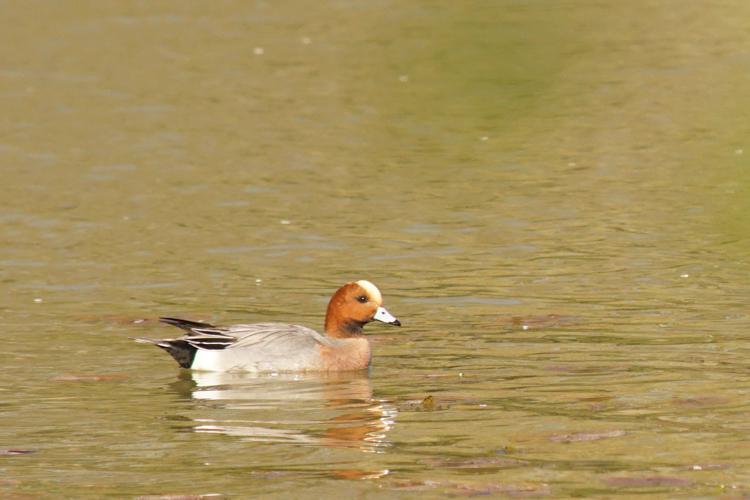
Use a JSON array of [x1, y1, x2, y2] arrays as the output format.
[[318, 338, 372, 371]]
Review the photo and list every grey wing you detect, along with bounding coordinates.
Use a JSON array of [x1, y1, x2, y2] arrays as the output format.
[[222, 323, 332, 350], [174, 325, 237, 350]]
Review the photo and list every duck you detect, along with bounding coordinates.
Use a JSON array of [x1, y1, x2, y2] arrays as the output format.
[[134, 280, 401, 372]]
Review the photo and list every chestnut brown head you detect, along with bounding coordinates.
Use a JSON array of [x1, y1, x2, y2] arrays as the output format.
[[324, 280, 400, 338]]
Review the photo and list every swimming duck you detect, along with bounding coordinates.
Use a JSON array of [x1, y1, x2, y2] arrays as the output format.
[[135, 280, 400, 372]]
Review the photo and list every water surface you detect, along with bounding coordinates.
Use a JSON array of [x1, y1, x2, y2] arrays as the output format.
[[2, 1, 750, 497]]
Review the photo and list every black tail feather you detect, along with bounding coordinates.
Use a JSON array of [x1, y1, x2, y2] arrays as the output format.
[[159, 316, 216, 331], [155, 339, 197, 369]]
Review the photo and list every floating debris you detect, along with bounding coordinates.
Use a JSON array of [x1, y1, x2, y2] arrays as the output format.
[[420, 395, 436, 411], [331, 468, 389, 480], [604, 476, 692, 488], [0, 449, 36, 456], [401, 394, 451, 411], [136, 495, 224, 500], [423, 456, 528, 469], [503, 314, 581, 330], [672, 396, 728, 408], [50, 373, 129, 382], [687, 463, 728, 471], [390, 479, 550, 497], [549, 430, 625, 442]]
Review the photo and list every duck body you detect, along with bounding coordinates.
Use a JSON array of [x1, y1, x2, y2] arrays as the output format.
[[135, 280, 399, 373]]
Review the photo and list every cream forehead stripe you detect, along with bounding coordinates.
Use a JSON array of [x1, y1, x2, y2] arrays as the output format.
[[355, 280, 383, 304]]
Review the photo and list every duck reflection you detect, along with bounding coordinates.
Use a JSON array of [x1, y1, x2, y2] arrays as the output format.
[[170, 370, 397, 455]]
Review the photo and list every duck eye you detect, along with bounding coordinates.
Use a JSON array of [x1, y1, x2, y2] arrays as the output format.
[[356, 295, 368, 303]]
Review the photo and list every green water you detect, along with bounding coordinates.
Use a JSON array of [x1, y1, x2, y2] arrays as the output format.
[[2, 1, 750, 497]]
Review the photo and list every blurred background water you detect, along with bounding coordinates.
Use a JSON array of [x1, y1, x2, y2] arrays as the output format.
[[2, 1, 750, 497]]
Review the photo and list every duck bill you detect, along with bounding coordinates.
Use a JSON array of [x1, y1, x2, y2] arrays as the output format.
[[373, 306, 401, 326]]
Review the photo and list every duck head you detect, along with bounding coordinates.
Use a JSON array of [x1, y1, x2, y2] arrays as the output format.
[[324, 280, 401, 338]]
